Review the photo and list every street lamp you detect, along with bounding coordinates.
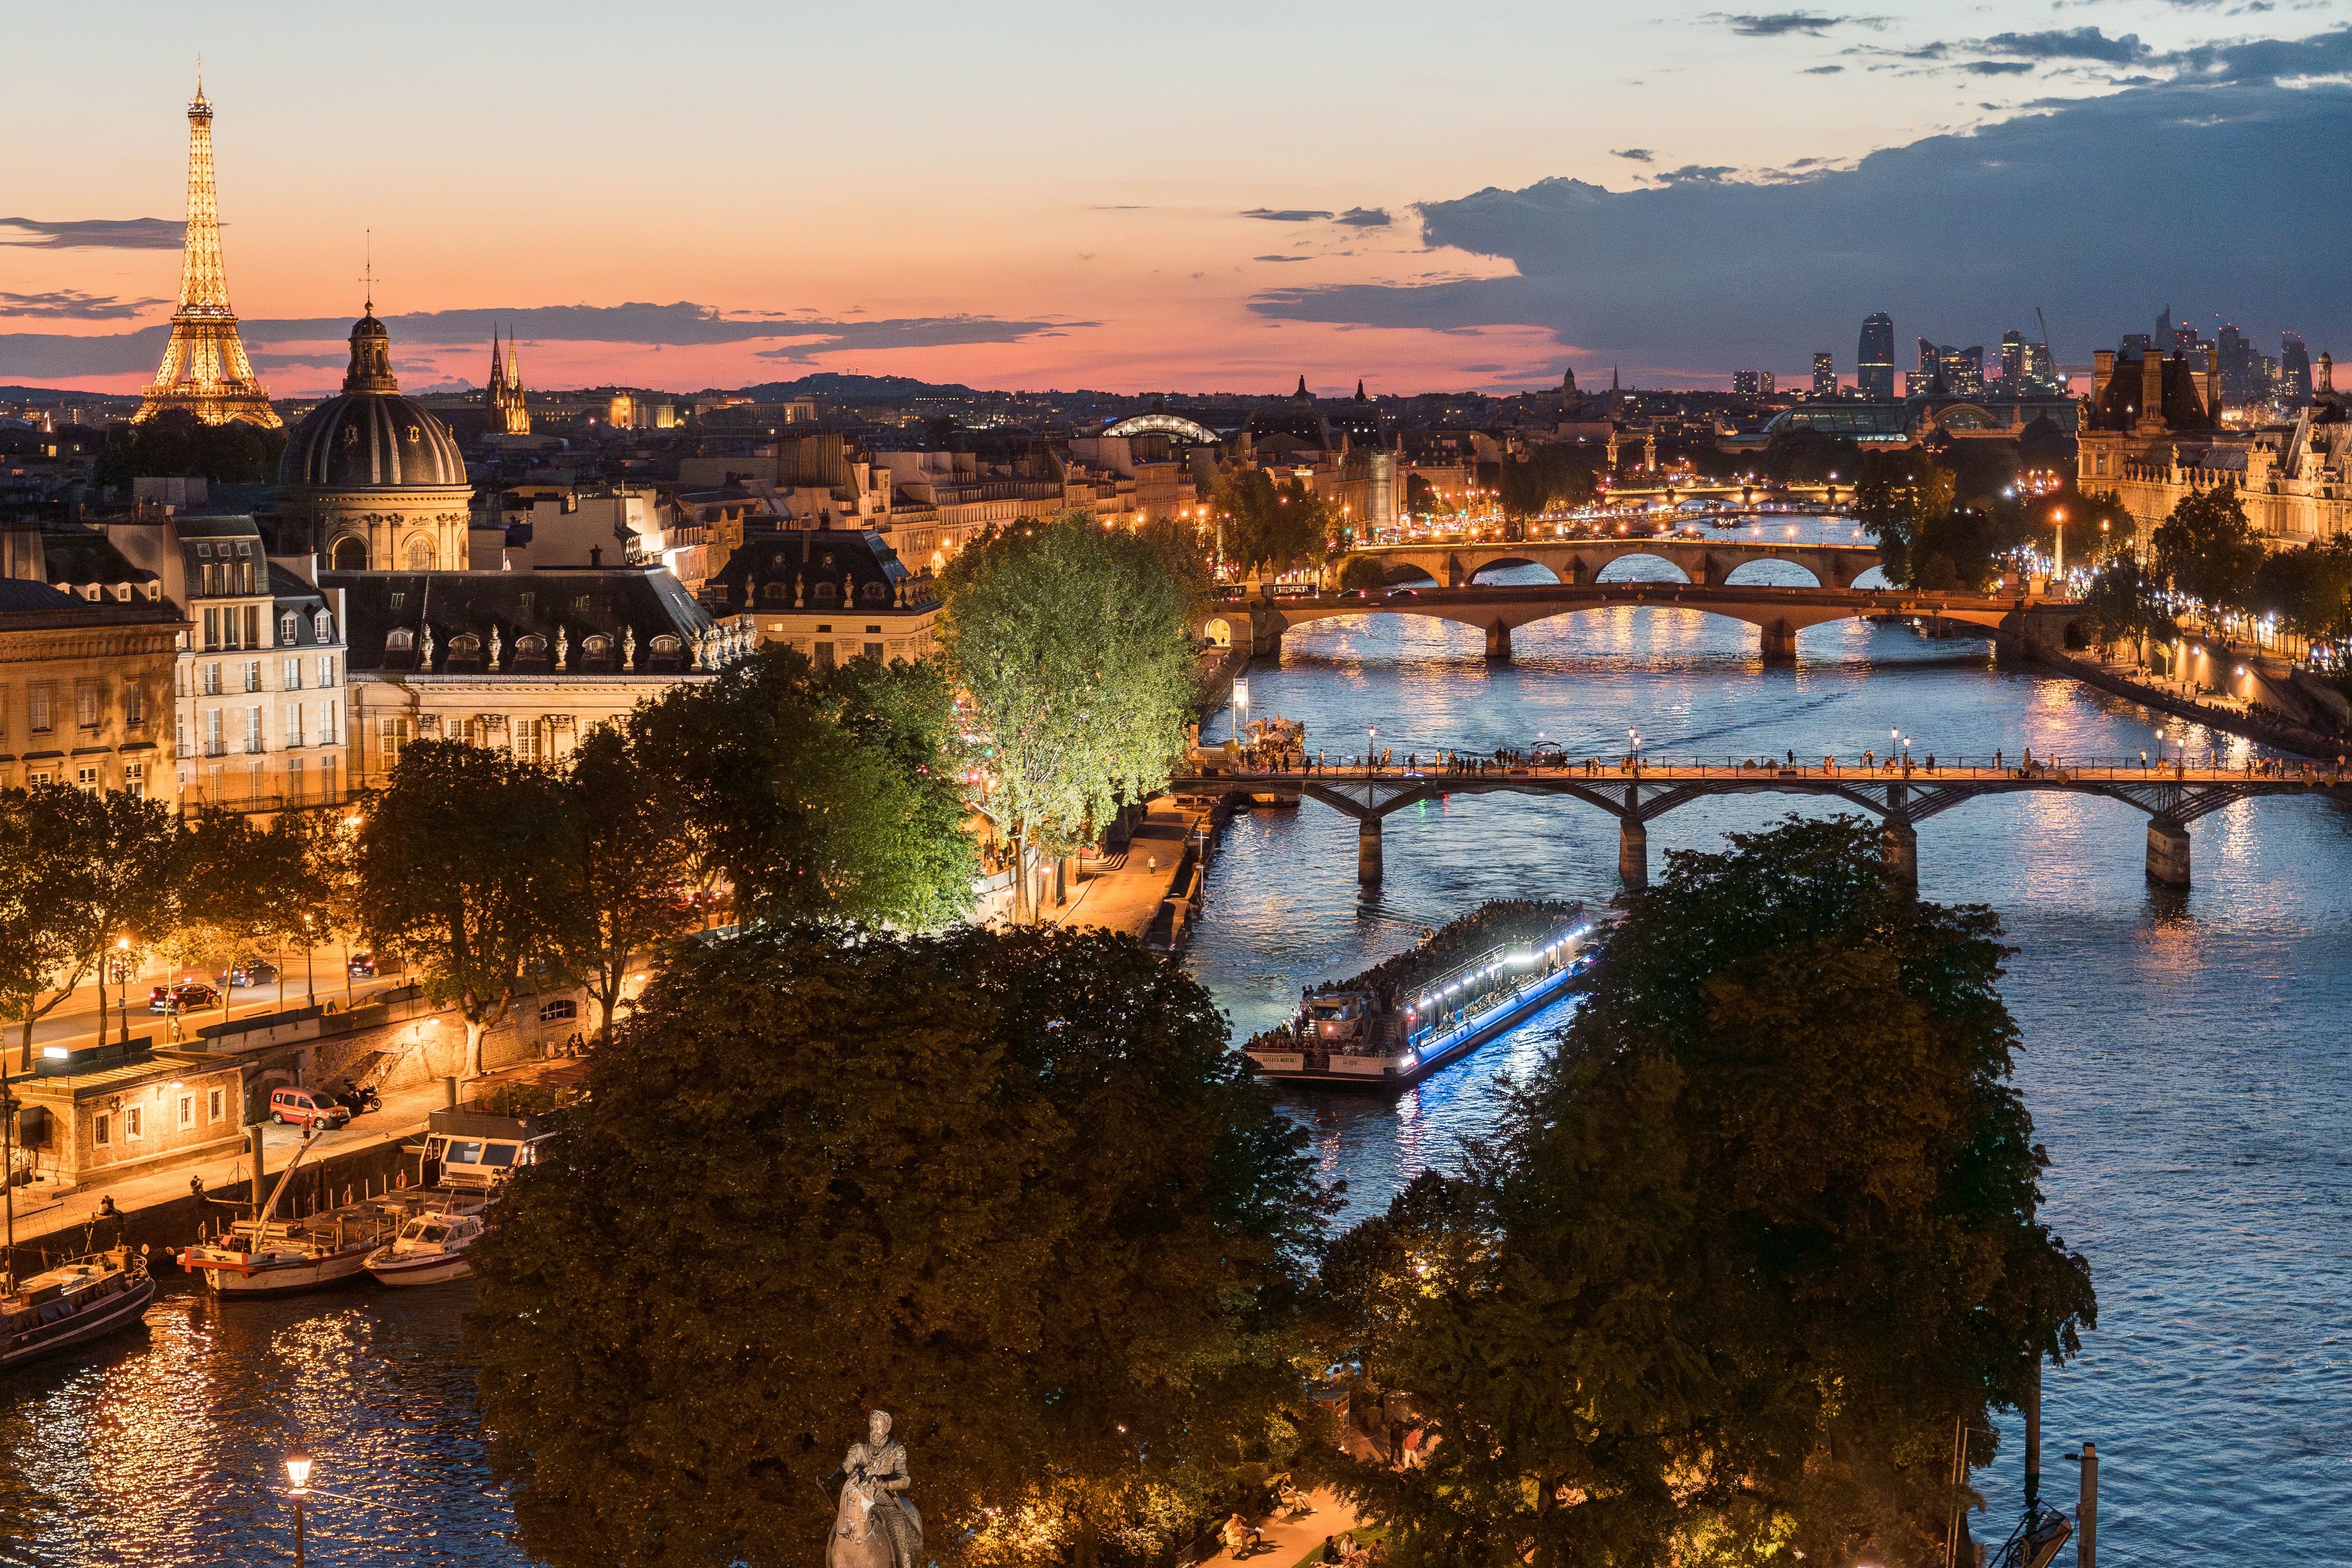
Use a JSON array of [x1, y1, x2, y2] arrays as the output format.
[[301, 912, 317, 1010], [112, 937, 133, 1045], [285, 1448, 314, 1567], [2050, 508, 2066, 588]]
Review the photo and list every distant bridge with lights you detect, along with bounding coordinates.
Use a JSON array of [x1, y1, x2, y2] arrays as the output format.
[[1357, 537, 1885, 590], [1200, 581, 2074, 664], [1169, 757, 2352, 890]]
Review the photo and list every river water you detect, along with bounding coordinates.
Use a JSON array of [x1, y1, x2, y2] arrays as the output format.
[[2, 532, 2345, 1564]]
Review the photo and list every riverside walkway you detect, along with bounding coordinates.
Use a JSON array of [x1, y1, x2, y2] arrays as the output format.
[[1169, 754, 2352, 889]]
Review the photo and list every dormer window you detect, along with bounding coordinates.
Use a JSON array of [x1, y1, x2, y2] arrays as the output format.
[[280, 611, 299, 643], [314, 609, 334, 642]]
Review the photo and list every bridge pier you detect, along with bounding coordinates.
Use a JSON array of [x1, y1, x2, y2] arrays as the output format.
[[2146, 820, 2191, 888], [1618, 818, 1648, 890], [1760, 622, 1798, 664], [1881, 819, 1918, 885], [1485, 621, 1512, 662], [1358, 816, 1383, 885]]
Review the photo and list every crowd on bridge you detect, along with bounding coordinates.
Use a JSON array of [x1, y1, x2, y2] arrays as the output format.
[[1193, 744, 2351, 785]]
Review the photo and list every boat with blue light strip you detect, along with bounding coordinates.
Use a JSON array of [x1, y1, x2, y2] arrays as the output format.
[[1241, 900, 1596, 1090]]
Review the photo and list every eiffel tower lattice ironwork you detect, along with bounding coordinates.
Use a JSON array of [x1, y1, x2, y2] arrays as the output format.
[[134, 72, 281, 428]]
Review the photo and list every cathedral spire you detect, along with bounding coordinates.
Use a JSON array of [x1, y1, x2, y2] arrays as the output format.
[[135, 73, 279, 427], [490, 327, 506, 396]]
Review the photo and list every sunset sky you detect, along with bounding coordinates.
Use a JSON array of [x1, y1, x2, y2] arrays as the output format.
[[5, 1, 2347, 398]]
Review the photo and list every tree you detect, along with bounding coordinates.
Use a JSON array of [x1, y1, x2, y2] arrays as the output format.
[[1852, 452, 1957, 588], [469, 923, 1335, 1568], [940, 511, 1194, 924], [0, 785, 181, 1072], [1495, 445, 1597, 524], [279, 805, 368, 1007], [91, 406, 285, 486], [161, 813, 310, 1026], [1310, 817, 2095, 1568], [2252, 537, 2352, 649], [2153, 485, 2263, 613], [1335, 553, 1390, 592], [629, 647, 975, 929], [2081, 558, 2178, 661], [548, 725, 701, 1048], [358, 741, 569, 1079], [1212, 466, 1331, 573], [1403, 473, 1437, 517]]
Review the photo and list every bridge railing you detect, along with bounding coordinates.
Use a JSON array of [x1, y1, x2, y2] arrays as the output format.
[[1183, 753, 2341, 784]]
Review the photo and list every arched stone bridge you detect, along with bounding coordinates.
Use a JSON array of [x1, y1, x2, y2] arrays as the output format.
[[1198, 583, 2071, 663], [1168, 759, 2350, 890], [1358, 537, 1884, 589]]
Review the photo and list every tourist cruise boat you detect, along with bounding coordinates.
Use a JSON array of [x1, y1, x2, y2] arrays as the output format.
[[1242, 901, 1596, 1090], [0, 1249, 156, 1371]]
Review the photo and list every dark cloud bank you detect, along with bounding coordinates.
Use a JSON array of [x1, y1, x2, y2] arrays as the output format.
[[0, 302, 1077, 382], [1253, 29, 2352, 369]]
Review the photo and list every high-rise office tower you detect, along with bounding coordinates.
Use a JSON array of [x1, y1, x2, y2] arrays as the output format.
[[1731, 369, 1761, 396], [2000, 331, 2025, 387], [1918, 336, 1939, 374], [1858, 313, 1895, 399], [2281, 333, 2313, 406], [1812, 352, 1836, 396], [2217, 324, 2253, 402], [1948, 346, 1985, 397]]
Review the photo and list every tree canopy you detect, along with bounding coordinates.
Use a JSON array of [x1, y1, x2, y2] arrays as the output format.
[[628, 647, 975, 930], [2153, 485, 2263, 611], [469, 923, 1334, 1568], [91, 407, 285, 486], [1495, 445, 1597, 523], [1307, 816, 2095, 1568], [548, 725, 701, 1046], [1212, 466, 1333, 573], [357, 740, 570, 1077], [940, 511, 1195, 919]]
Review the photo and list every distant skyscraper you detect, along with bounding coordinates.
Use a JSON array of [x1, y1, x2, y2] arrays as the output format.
[[2282, 333, 2313, 406], [1947, 345, 1984, 397], [1812, 352, 1836, 396], [1731, 369, 1760, 396], [2000, 331, 2025, 387], [1857, 313, 1894, 399], [2024, 342, 2055, 390], [1918, 336, 1939, 374]]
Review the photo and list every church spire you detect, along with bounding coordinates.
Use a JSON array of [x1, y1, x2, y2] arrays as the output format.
[[1354, 378, 1367, 403], [505, 328, 521, 391], [490, 327, 506, 396]]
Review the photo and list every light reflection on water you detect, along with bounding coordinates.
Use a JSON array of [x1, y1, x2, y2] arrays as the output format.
[[1185, 551, 2352, 1565]]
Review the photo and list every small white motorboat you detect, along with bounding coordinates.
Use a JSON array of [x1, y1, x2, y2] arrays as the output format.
[[363, 1210, 483, 1286]]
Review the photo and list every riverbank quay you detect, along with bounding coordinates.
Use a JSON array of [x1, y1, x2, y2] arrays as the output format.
[[1036, 792, 1234, 950], [0, 1054, 582, 1279], [2041, 646, 2349, 762]]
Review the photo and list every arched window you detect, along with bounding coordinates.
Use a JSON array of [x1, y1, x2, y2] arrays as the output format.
[[515, 634, 548, 663], [448, 633, 482, 661], [314, 609, 334, 643], [330, 537, 369, 570], [812, 580, 840, 603], [761, 581, 790, 605], [859, 580, 888, 605], [385, 629, 414, 653], [279, 611, 299, 644], [649, 634, 682, 655], [405, 539, 437, 572]]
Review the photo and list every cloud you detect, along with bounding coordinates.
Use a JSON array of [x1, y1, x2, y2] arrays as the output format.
[[1963, 60, 2039, 74], [1248, 28, 2352, 373], [1240, 208, 1334, 222], [0, 216, 185, 249], [1254, 255, 1312, 263], [1655, 164, 1738, 183], [1803, 64, 1845, 73], [0, 301, 1085, 380], [1712, 11, 1883, 37], [1610, 148, 1656, 162], [1334, 207, 1393, 226], [0, 289, 170, 320], [1978, 27, 2150, 63]]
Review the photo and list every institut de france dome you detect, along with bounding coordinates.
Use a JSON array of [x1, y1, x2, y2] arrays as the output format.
[[268, 311, 473, 571]]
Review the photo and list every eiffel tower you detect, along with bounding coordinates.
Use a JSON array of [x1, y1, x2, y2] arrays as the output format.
[[134, 72, 280, 428]]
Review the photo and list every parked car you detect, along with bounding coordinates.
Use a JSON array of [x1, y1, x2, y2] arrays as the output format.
[[268, 1086, 351, 1130], [220, 961, 279, 988], [347, 951, 378, 979], [148, 980, 219, 1014]]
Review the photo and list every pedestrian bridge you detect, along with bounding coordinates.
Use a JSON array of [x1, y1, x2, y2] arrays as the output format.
[[1197, 583, 2076, 663], [1168, 756, 2351, 890], [1357, 536, 1884, 590]]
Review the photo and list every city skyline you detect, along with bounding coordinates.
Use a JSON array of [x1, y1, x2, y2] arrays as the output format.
[[3, 2, 2347, 398]]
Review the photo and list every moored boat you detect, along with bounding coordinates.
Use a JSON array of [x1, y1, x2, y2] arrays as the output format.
[[1242, 900, 1596, 1090], [180, 1129, 398, 1297], [0, 1249, 156, 1372], [363, 1209, 483, 1287]]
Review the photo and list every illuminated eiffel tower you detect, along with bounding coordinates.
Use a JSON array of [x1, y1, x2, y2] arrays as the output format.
[[134, 72, 280, 428]]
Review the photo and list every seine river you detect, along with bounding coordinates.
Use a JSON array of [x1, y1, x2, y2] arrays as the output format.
[[1, 535, 2345, 1564]]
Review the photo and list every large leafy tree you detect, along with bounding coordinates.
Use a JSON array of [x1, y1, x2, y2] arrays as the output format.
[[2252, 537, 2352, 648], [2153, 484, 2263, 613], [2082, 558, 2179, 661], [629, 647, 974, 928], [1310, 817, 2095, 1568], [940, 510, 1194, 923], [357, 740, 569, 1078], [0, 785, 181, 1071], [469, 924, 1334, 1568], [278, 804, 368, 1007], [1495, 444, 1597, 525], [547, 725, 700, 1047], [1212, 466, 1332, 573], [1853, 452, 1958, 588], [160, 813, 311, 1024]]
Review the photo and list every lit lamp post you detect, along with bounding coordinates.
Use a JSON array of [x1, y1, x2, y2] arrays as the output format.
[[111, 937, 133, 1045], [284, 1448, 313, 1567], [2050, 508, 2066, 591], [301, 912, 317, 1009]]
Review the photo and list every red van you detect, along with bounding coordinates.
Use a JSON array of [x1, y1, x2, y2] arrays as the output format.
[[268, 1087, 351, 1130]]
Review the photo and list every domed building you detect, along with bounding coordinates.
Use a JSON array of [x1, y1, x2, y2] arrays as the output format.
[[269, 311, 473, 571]]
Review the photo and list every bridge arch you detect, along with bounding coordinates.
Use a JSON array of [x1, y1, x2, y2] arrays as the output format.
[[1466, 556, 1562, 585], [1201, 617, 1233, 648], [1718, 556, 1826, 588], [1381, 562, 1440, 586], [1100, 413, 1222, 443], [1591, 553, 1694, 585]]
